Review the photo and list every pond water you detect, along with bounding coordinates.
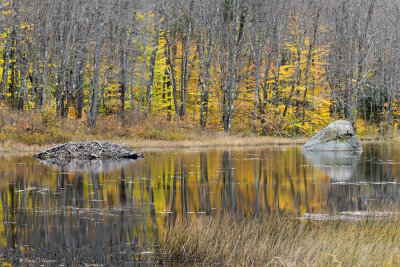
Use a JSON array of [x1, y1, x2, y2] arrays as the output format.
[[0, 143, 399, 265]]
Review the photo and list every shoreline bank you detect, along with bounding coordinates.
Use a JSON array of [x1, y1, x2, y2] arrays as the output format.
[[0, 135, 308, 153], [0, 135, 396, 153]]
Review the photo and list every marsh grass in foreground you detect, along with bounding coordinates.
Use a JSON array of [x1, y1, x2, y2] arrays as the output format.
[[158, 214, 400, 265]]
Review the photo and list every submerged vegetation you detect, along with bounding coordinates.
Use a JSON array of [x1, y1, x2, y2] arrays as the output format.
[[159, 214, 400, 265]]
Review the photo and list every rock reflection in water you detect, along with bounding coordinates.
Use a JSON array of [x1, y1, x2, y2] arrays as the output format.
[[302, 151, 362, 181]]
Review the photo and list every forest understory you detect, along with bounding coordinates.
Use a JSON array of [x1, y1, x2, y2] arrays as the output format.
[[0, 105, 309, 152]]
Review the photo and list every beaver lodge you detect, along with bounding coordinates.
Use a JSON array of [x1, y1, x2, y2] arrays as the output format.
[[33, 141, 144, 161]]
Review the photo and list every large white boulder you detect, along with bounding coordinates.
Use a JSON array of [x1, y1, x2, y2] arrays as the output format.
[[301, 120, 362, 152]]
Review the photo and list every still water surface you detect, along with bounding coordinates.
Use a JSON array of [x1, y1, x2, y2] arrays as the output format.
[[0, 143, 398, 265]]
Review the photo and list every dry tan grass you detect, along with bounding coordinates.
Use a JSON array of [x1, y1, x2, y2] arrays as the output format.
[[158, 214, 400, 266], [120, 135, 307, 151], [0, 141, 49, 153], [390, 133, 400, 143], [0, 136, 307, 153]]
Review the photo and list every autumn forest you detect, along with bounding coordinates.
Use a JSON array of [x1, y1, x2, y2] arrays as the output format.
[[0, 0, 396, 138]]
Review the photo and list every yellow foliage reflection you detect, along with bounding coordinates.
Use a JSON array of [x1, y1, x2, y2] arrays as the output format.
[[0, 144, 397, 253]]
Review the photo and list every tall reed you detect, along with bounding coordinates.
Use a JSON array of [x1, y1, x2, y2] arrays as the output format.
[[158, 214, 400, 265]]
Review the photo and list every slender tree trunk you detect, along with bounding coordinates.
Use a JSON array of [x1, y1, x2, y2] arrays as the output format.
[[9, 45, 16, 107], [302, 10, 319, 124], [41, 48, 49, 109], [0, 33, 12, 105], [146, 10, 160, 113], [253, 53, 261, 133], [119, 36, 127, 114], [75, 48, 86, 119], [138, 48, 147, 118], [179, 1, 193, 117], [163, 6, 179, 119], [199, 42, 212, 128], [260, 47, 273, 116], [88, 23, 103, 128], [197, 26, 206, 126], [221, 0, 243, 133], [283, 14, 305, 117]]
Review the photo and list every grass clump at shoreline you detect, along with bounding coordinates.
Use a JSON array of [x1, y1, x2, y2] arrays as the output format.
[[158, 214, 400, 266]]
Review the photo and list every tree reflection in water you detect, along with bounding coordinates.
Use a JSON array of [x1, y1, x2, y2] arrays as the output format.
[[0, 158, 156, 265], [0, 144, 399, 264]]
